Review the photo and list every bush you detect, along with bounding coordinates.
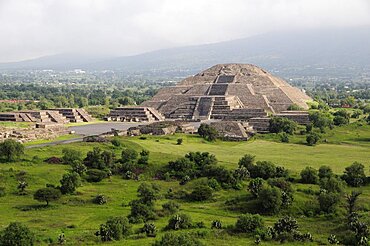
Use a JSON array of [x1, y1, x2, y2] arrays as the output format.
[[306, 132, 321, 146], [168, 158, 195, 179], [238, 154, 255, 169], [235, 213, 264, 233], [249, 161, 277, 179], [162, 201, 180, 214], [269, 117, 297, 134], [273, 216, 298, 234], [129, 199, 156, 223], [189, 185, 213, 201], [318, 165, 333, 179], [257, 187, 283, 214], [93, 194, 107, 205], [319, 177, 344, 193], [342, 162, 367, 187], [248, 178, 264, 198], [138, 149, 150, 165], [121, 148, 138, 164], [34, 187, 62, 206], [96, 216, 131, 241], [0, 222, 34, 246], [318, 191, 340, 213], [85, 169, 107, 182], [0, 139, 24, 162], [300, 167, 319, 184], [177, 138, 183, 145], [140, 223, 157, 237], [62, 148, 82, 164], [166, 214, 193, 230], [153, 232, 203, 246], [280, 132, 289, 143], [60, 172, 81, 194], [71, 161, 87, 175], [211, 220, 222, 229], [198, 123, 218, 141], [111, 138, 121, 147], [207, 178, 221, 191], [137, 183, 160, 205]]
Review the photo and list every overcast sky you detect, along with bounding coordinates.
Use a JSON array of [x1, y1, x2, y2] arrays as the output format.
[[0, 0, 369, 62]]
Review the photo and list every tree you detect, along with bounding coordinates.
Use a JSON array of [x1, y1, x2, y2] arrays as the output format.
[[333, 110, 350, 126], [249, 161, 277, 179], [238, 154, 255, 170], [137, 183, 160, 205], [342, 162, 367, 187], [198, 123, 218, 141], [0, 139, 24, 162], [0, 222, 34, 246], [62, 148, 82, 164], [166, 214, 193, 230], [318, 191, 340, 213], [153, 232, 203, 246], [84, 147, 114, 170], [71, 161, 87, 175], [140, 223, 157, 237], [235, 214, 264, 233], [189, 185, 213, 201], [138, 149, 150, 165], [85, 169, 107, 182], [269, 117, 297, 134], [248, 178, 264, 198], [318, 166, 333, 179], [60, 172, 81, 194], [96, 216, 131, 241], [309, 111, 333, 132], [257, 186, 283, 214], [319, 177, 344, 193], [300, 167, 319, 184], [121, 148, 138, 164], [33, 187, 62, 206], [306, 132, 321, 146]]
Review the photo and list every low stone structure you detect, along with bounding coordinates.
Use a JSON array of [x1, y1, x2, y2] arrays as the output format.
[[105, 107, 165, 122], [210, 121, 254, 141], [126, 121, 196, 136], [274, 111, 310, 125], [52, 108, 93, 123]]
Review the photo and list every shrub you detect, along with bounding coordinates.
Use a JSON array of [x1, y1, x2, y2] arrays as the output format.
[[198, 123, 218, 141], [189, 185, 213, 201], [96, 216, 131, 241], [257, 187, 283, 214], [269, 117, 297, 134], [342, 162, 367, 187], [0, 139, 24, 162], [273, 216, 298, 234], [268, 178, 293, 193], [84, 147, 115, 170], [121, 148, 138, 164], [238, 154, 255, 169], [140, 223, 157, 237], [85, 169, 107, 182], [249, 161, 277, 179], [153, 232, 203, 246], [71, 161, 87, 175], [300, 167, 319, 184], [280, 132, 289, 143], [177, 138, 183, 145], [333, 110, 350, 126], [93, 194, 107, 205], [319, 177, 344, 193], [211, 220, 222, 229], [60, 172, 81, 194], [168, 158, 195, 179], [137, 183, 160, 205], [166, 214, 193, 230], [248, 178, 264, 198], [318, 191, 340, 213], [207, 178, 221, 191], [34, 187, 62, 206], [61, 148, 82, 164], [111, 138, 121, 147], [138, 149, 150, 165], [306, 132, 321, 146], [0, 222, 34, 246], [318, 165, 333, 179], [129, 199, 156, 223], [162, 201, 180, 214], [235, 213, 264, 233]]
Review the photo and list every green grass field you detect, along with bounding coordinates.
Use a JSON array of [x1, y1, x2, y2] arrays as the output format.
[[0, 123, 369, 245]]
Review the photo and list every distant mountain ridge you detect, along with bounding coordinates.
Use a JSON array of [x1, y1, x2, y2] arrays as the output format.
[[1, 26, 369, 76]]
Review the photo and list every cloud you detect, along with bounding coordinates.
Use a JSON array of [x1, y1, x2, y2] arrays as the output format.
[[0, 0, 369, 62]]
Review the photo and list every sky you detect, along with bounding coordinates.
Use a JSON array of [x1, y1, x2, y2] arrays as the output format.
[[0, 0, 369, 62]]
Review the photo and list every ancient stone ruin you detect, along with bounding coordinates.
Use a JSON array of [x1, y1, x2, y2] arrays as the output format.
[[141, 64, 311, 120], [105, 107, 164, 122]]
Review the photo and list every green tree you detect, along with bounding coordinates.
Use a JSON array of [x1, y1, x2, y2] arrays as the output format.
[[235, 213, 264, 233], [257, 186, 283, 214], [306, 132, 321, 146], [60, 172, 81, 194], [96, 216, 131, 241], [189, 185, 213, 201], [0, 222, 34, 246], [269, 117, 297, 134], [33, 187, 62, 206], [342, 162, 367, 187], [248, 178, 264, 198], [318, 191, 340, 213], [300, 167, 319, 184], [198, 123, 218, 141], [318, 166, 333, 179], [62, 148, 82, 164], [0, 139, 24, 162], [121, 148, 138, 164]]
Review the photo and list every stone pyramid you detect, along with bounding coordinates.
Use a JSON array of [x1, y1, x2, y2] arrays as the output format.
[[141, 64, 311, 120]]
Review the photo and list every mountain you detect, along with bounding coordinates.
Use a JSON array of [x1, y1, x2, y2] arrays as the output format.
[[1, 26, 369, 76]]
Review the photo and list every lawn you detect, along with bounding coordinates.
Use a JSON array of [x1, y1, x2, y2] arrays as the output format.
[[0, 124, 369, 245]]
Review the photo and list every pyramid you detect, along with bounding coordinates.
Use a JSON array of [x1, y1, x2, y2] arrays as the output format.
[[141, 64, 312, 120]]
